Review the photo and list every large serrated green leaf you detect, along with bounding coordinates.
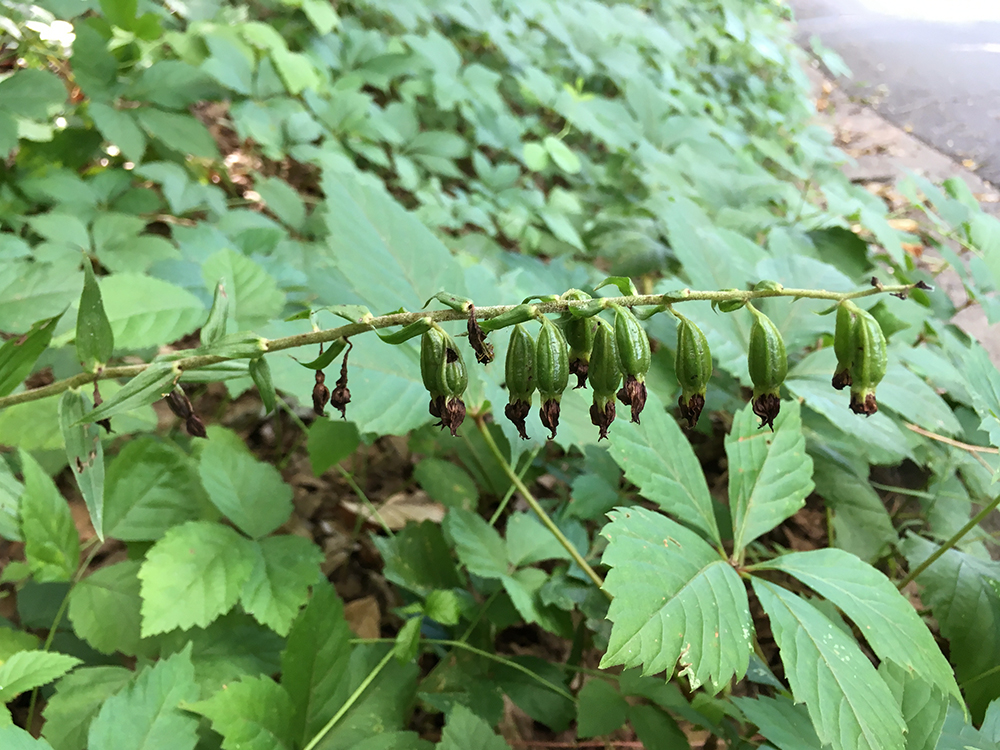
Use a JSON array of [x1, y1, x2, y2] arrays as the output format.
[[0, 650, 81, 702], [0, 726, 56, 749], [732, 695, 823, 750], [728, 399, 813, 554], [87, 647, 199, 750], [599, 506, 751, 693], [18, 450, 80, 583], [752, 579, 906, 750], [59, 391, 105, 540], [444, 508, 509, 579], [201, 249, 284, 331], [879, 661, 948, 750], [138, 520, 257, 637], [189, 676, 295, 750], [438, 705, 509, 750], [758, 548, 960, 702], [606, 390, 719, 542], [98, 274, 205, 350], [68, 561, 142, 656], [42, 666, 134, 750], [240, 535, 323, 636]]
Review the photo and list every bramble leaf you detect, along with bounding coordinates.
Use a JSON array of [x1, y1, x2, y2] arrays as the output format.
[[438, 704, 509, 750], [42, 666, 134, 750], [68, 561, 143, 656], [0, 650, 81, 702], [240, 535, 323, 636], [188, 676, 295, 750]]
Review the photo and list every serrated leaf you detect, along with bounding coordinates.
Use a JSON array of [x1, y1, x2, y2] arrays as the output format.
[[281, 581, 353, 743], [0, 650, 81, 702], [752, 579, 906, 750], [877, 362, 962, 437], [727, 400, 813, 554], [87, 647, 199, 750], [99, 274, 205, 350], [600, 506, 752, 693], [18, 450, 80, 583], [198, 431, 293, 538], [76, 259, 114, 370], [240, 535, 323, 636], [371, 521, 463, 598], [189, 676, 295, 750], [59, 391, 105, 540], [606, 390, 719, 542], [879, 661, 948, 750], [0, 314, 61, 397], [576, 679, 628, 739], [138, 520, 257, 637], [202, 249, 284, 331], [42, 666, 133, 750], [68, 561, 142, 655], [758, 548, 960, 702], [438, 704, 509, 750], [501, 568, 569, 635], [901, 534, 1000, 719], [104, 437, 211, 540], [423, 590, 461, 626], [445, 508, 508, 579], [392, 616, 421, 664], [731, 695, 823, 750], [0, 262, 82, 332], [812, 458, 895, 562], [78, 363, 176, 426], [505, 512, 578, 567]]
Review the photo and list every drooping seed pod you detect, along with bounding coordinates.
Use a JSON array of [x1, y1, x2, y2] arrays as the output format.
[[848, 309, 887, 416], [438, 332, 469, 436], [535, 316, 570, 439], [588, 318, 622, 440], [832, 302, 856, 390], [674, 313, 712, 428], [421, 326, 448, 426], [613, 305, 651, 423], [504, 324, 535, 440], [563, 315, 597, 389], [747, 305, 787, 430]]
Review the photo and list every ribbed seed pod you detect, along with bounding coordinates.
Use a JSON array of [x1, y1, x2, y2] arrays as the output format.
[[674, 314, 712, 427], [588, 318, 622, 440], [832, 303, 856, 390], [613, 305, 651, 423], [848, 309, 887, 416], [504, 324, 535, 439], [747, 306, 787, 430], [535, 316, 570, 439], [563, 314, 597, 389], [420, 327, 448, 398], [437, 332, 468, 436]]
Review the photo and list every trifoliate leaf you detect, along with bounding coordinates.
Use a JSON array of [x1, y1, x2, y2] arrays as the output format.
[[600, 506, 752, 693]]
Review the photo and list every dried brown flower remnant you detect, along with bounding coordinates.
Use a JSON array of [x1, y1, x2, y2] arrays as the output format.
[[752, 392, 781, 431], [617, 375, 647, 424], [678, 392, 705, 429], [590, 399, 616, 441], [467, 305, 494, 365], [312, 369, 330, 415], [330, 346, 351, 419]]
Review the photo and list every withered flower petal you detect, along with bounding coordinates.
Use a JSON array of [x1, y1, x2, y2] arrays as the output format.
[[570, 358, 589, 389], [752, 392, 781, 431], [504, 399, 531, 440], [590, 399, 616, 441], [539, 398, 561, 439], [678, 392, 705, 428]]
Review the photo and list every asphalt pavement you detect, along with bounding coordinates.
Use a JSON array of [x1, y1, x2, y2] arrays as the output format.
[[790, 0, 1000, 186]]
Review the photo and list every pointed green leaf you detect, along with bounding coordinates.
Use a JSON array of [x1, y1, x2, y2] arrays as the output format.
[[77, 363, 176, 426], [294, 338, 347, 370], [752, 579, 906, 750], [68, 561, 142, 656], [371, 521, 463, 598], [438, 704, 509, 750], [728, 400, 813, 554], [240, 535, 323, 636], [42, 666, 133, 750], [18, 450, 80, 582], [0, 315, 61, 397], [606, 391, 719, 542], [201, 280, 230, 347], [135, 107, 217, 158], [87, 647, 199, 750], [198, 431, 293, 539], [138, 521, 257, 637], [307, 419, 360, 475], [392, 616, 422, 664], [812, 458, 894, 562], [0, 650, 81, 702], [599, 506, 752, 693], [576, 680, 627, 739], [0, 458, 22, 541], [76, 259, 114, 370], [732, 695, 823, 750], [758, 548, 960, 701], [879, 661, 948, 750], [59, 391, 105, 540], [189, 675, 295, 750], [593, 276, 638, 297], [445, 508, 508, 579]]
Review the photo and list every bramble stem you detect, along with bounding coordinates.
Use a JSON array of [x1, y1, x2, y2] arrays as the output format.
[[898, 492, 1000, 589], [474, 417, 611, 600], [0, 283, 918, 411]]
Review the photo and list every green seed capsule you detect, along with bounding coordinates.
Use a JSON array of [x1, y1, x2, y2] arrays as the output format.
[[674, 314, 712, 427], [535, 317, 570, 439], [563, 314, 597, 389], [747, 306, 786, 429], [504, 325, 535, 440], [440, 334, 468, 399], [613, 305, 650, 423], [420, 327, 448, 397], [589, 318, 621, 440], [848, 310, 887, 416], [832, 303, 855, 391]]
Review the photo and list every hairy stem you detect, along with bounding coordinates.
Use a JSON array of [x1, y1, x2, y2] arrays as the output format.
[[475, 417, 611, 599], [898, 492, 1000, 589], [0, 283, 919, 411]]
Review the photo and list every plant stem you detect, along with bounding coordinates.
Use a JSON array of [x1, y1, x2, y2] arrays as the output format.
[[474, 417, 610, 600], [0, 283, 920, 411], [897, 492, 1000, 589], [489, 446, 540, 526], [302, 647, 395, 750]]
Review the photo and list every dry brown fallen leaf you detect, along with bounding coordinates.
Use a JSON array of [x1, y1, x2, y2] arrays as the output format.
[[344, 595, 381, 639], [343, 490, 445, 530]]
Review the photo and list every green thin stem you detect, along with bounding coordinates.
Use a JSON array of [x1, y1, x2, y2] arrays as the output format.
[[350, 638, 575, 702], [488, 446, 540, 526], [897, 492, 1000, 589], [301, 648, 395, 750], [0, 283, 919, 411], [475, 417, 611, 600]]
